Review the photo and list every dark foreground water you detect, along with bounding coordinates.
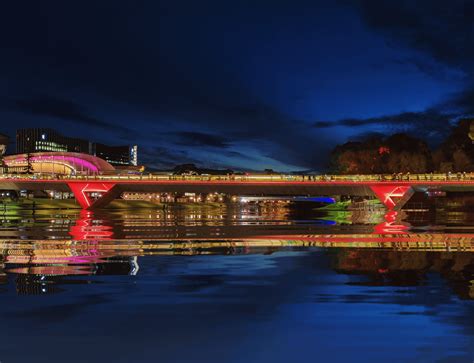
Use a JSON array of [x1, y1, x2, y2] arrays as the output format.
[[0, 204, 473, 363]]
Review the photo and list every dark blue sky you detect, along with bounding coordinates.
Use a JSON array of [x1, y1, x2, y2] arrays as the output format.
[[0, 0, 472, 171]]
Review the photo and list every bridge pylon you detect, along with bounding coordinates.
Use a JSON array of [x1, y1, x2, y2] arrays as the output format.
[[370, 184, 414, 211], [67, 182, 120, 210]]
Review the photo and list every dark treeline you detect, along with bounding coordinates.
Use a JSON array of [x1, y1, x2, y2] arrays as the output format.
[[330, 119, 474, 174]]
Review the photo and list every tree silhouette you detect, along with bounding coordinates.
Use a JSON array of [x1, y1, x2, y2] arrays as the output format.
[[25, 150, 33, 174], [0, 152, 4, 174], [434, 119, 474, 172], [331, 133, 432, 174]]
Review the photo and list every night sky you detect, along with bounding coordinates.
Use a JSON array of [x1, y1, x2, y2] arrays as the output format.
[[0, 1, 472, 171]]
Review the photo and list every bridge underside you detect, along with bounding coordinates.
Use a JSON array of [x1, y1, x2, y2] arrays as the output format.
[[64, 182, 416, 211], [67, 182, 122, 209], [369, 185, 415, 211], [1, 180, 472, 210]]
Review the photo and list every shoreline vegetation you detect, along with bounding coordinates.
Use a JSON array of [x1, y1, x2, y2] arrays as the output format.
[[331, 119, 474, 174], [316, 199, 382, 211], [0, 197, 379, 213], [0, 198, 230, 211]]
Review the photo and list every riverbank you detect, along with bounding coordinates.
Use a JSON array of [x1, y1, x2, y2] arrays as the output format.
[[316, 199, 382, 211], [0, 198, 228, 211]]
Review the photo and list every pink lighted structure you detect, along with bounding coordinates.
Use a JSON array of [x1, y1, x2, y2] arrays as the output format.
[[4, 152, 115, 175]]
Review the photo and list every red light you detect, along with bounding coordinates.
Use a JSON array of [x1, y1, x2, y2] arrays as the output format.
[[378, 146, 390, 155], [67, 182, 116, 209], [370, 185, 412, 210]]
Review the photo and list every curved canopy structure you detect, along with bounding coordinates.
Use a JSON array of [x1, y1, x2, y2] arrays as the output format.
[[4, 152, 115, 175]]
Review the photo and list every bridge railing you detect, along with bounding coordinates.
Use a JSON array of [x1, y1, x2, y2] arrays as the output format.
[[0, 172, 473, 182]]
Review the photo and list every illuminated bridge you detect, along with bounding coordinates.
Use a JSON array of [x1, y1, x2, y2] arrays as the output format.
[[0, 174, 473, 210]]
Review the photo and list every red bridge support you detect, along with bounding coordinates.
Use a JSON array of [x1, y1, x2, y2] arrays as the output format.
[[370, 185, 414, 210], [68, 182, 120, 209], [66, 181, 415, 211], [69, 210, 114, 240], [370, 185, 414, 234]]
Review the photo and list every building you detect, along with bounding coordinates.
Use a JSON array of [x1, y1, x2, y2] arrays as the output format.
[[93, 143, 138, 166], [4, 151, 115, 175], [16, 128, 137, 166], [16, 128, 90, 154]]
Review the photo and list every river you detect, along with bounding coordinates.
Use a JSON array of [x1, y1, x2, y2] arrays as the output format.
[[0, 203, 473, 363]]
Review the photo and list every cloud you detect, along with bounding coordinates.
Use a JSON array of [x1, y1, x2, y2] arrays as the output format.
[[221, 150, 257, 161], [12, 95, 133, 135], [334, 1, 474, 145], [0, 2, 336, 170], [139, 145, 256, 171], [139, 146, 201, 169], [313, 108, 456, 145], [0, 1, 335, 170], [313, 109, 454, 128], [6, 1, 470, 171], [445, 88, 474, 115], [351, 0, 474, 71], [171, 131, 231, 148]]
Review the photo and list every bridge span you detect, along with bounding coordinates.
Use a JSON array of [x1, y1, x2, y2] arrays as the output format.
[[1, 175, 474, 210]]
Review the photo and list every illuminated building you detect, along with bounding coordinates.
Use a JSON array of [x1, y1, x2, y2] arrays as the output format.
[[16, 128, 90, 154], [130, 145, 138, 166], [16, 128, 138, 166], [4, 152, 115, 175], [93, 143, 138, 166]]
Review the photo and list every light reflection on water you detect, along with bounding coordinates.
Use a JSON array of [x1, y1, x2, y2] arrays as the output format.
[[0, 204, 473, 363]]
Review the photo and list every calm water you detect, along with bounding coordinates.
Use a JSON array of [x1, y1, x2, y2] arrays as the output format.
[[0, 203, 474, 363]]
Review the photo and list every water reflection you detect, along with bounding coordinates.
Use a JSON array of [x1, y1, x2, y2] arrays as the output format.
[[0, 204, 383, 240], [334, 249, 474, 299], [0, 235, 473, 299], [1, 204, 474, 362]]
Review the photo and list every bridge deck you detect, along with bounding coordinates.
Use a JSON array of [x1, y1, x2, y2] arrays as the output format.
[[1, 176, 474, 210]]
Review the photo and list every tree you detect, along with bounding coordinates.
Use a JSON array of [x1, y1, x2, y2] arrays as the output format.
[[26, 151, 33, 174], [452, 148, 471, 171], [383, 133, 431, 173], [0, 153, 4, 174], [331, 133, 431, 174], [433, 119, 474, 172]]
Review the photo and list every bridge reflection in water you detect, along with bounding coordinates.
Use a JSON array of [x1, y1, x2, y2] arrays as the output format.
[[1, 204, 473, 363], [1, 202, 474, 298], [1, 234, 474, 298]]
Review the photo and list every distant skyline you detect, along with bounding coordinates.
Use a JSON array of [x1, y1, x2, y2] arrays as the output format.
[[0, 1, 472, 171]]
